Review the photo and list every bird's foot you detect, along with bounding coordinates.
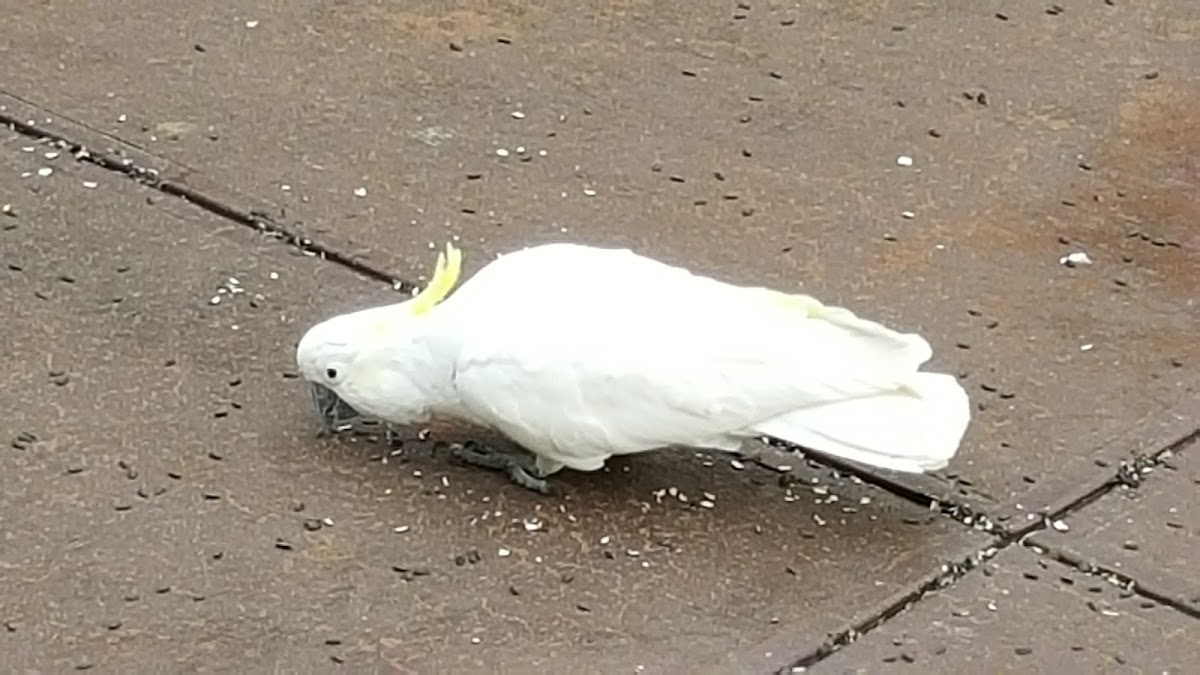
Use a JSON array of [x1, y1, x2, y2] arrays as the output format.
[[452, 440, 551, 494]]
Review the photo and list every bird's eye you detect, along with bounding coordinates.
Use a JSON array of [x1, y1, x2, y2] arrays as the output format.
[[325, 367, 339, 380]]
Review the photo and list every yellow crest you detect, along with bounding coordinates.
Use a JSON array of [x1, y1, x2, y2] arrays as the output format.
[[410, 242, 463, 316]]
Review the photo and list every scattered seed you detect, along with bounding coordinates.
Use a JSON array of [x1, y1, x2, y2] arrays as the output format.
[[1060, 251, 1092, 267], [391, 565, 431, 581]]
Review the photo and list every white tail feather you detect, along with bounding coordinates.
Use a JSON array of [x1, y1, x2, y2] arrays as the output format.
[[750, 372, 970, 473]]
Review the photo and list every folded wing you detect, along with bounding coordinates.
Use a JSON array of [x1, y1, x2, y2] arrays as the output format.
[[446, 245, 969, 473]]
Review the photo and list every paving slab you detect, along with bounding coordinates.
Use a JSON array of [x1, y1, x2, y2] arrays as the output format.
[[812, 544, 1200, 674], [1028, 438, 1200, 614], [0, 138, 989, 672], [2, 0, 1197, 509]]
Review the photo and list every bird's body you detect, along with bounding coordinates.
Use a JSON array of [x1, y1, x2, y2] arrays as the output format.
[[297, 243, 970, 491]]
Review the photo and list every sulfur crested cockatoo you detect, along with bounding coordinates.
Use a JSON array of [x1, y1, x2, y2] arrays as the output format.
[[296, 242, 970, 493]]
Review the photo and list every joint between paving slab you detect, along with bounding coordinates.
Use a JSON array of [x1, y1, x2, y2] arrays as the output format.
[[0, 98, 419, 295], [781, 431, 1198, 671], [1005, 425, 1198, 537], [781, 535, 1004, 672], [1018, 435, 1200, 621], [1023, 542, 1200, 621], [764, 439, 1003, 535], [781, 475, 1099, 671]]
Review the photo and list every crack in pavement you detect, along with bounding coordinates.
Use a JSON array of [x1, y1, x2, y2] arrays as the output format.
[[0, 95, 419, 295], [782, 429, 1198, 672], [4, 92, 1196, 673], [1030, 543, 1200, 622]]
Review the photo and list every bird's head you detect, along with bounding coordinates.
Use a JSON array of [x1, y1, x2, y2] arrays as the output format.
[[295, 243, 464, 431]]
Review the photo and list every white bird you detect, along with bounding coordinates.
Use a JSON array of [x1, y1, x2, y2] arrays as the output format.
[[296, 242, 970, 492]]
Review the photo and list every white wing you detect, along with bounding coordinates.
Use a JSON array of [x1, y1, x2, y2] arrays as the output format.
[[443, 244, 967, 473]]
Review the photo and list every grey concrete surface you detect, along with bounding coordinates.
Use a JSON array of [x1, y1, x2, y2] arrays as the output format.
[[812, 545, 1200, 674], [2, 0, 1196, 509], [1029, 437, 1199, 615], [0, 136, 988, 673], [1, 0, 1197, 671]]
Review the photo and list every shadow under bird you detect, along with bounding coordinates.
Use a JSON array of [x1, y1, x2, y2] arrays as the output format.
[[295, 242, 971, 493]]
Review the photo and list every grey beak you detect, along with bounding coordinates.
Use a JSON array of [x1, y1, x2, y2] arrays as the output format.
[[310, 383, 361, 432]]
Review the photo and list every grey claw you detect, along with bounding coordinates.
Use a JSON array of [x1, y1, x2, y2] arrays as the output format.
[[452, 441, 551, 494], [506, 464, 550, 494], [451, 441, 511, 470]]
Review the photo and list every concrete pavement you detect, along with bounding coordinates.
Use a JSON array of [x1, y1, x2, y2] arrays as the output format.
[[1, 0, 1196, 671]]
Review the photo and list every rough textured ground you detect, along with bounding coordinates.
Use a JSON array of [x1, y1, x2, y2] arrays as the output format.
[[1, 0, 1196, 672]]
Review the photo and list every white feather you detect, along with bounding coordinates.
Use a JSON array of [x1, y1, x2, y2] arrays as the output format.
[[422, 243, 971, 475]]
